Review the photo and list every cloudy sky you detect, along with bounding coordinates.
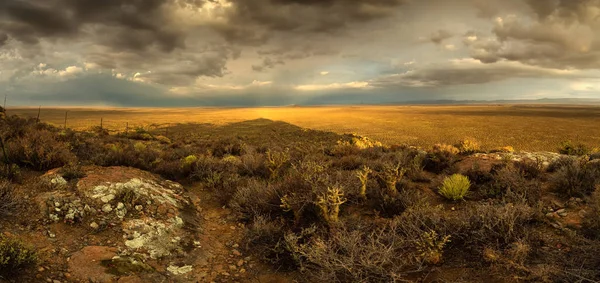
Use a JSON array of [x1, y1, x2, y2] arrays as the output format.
[[0, 0, 599, 106]]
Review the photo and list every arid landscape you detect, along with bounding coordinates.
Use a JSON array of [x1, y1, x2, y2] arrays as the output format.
[[11, 105, 600, 152], [2, 0, 600, 282], [1, 105, 600, 282]]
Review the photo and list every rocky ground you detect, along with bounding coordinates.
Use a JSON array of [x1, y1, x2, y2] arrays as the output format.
[[0, 149, 597, 283], [0, 166, 293, 283]]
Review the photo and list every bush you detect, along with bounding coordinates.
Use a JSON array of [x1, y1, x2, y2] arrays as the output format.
[[583, 186, 600, 239], [547, 156, 576, 173], [331, 155, 365, 171], [488, 166, 542, 205], [423, 144, 458, 174], [59, 163, 86, 181], [238, 152, 269, 178], [212, 138, 245, 157], [285, 222, 417, 282], [558, 141, 590, 156], [0, 181, 17, 217], [6, 129, 76, 171], [460, 203, 534, 246], [438, 174, 471, 200], [550, 159, 600, 197], [456, 139, 480, 155], [229, 179, 280, 219], [243, 215, 296, 269], [0, 236, 37, 276]]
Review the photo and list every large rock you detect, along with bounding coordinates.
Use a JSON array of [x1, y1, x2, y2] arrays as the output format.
[[37, 166, 200, 280]]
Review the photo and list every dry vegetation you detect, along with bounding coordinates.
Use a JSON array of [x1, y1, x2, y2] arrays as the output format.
[[1, 105, 600, 282], [11, 104, 600, 152]]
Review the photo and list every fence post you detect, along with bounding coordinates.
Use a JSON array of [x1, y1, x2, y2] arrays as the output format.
[[36, 106, 41, 122], [125, 122, 129, 135], [166, 124, 169, 138], [64, 111, 68, 130], [100, 118, 103, 130]]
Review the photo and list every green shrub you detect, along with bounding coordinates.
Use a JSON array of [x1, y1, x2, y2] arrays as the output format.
[[0, 236, 37, 276], [439, 174, 471, 200], [558, 141, 590, 156]]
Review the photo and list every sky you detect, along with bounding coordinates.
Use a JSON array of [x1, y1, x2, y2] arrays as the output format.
[[0, 0, 599, 106]]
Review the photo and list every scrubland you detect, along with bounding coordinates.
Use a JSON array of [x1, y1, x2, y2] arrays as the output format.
[[1, 105, 600, 282]]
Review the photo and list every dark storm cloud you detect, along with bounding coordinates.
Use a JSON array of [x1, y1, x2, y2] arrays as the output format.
[[370, 60, 585, 87], [0, 0, 184, 51], [218, 0, 409, 44]]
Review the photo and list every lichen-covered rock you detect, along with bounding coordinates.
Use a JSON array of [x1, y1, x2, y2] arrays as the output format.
[[39, 166, 199, 279], [122, 216, 185, 259]]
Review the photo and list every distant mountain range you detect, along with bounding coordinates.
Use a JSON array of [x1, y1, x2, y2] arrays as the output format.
[[395, 98, 600, 105]]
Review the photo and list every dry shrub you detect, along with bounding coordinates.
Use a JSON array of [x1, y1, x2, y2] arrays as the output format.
[[211, 137, 245, 157], [98, 141, 160, 171], [423, 144, 459, 174], [456, 139, 481, 155], [583, 186, 600, 239], [550, 158, 600, 197], [243, 215, 296, 269], [59, 163, 86, 181], [238, 152, 269, 178], [513, 159, 544, 180], [370, 186, 428, 218], [229, 179, 280, 219], [192, 155, 242, 204], [546, 156, 576, 172], [0, 181, 18, 217], [558, 140, 590, 156], [6, 129, 75, 171], [331, 155, 365, 171], [459, 203, 534, 247], [285, 221, 429, 282], [488, 166, 543, 205]]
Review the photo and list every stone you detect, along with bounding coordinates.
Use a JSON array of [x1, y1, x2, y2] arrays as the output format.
[[229, 265, 237, 271], [90, 222, 99, 229], [100, 194, 115, 203], [232, 249, 241, 256], [237, 260, 244, 267], [102, 204, 113, 213], [167, 264, 193, 275]]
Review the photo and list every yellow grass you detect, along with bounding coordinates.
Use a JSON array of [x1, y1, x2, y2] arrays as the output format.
[[9, 105, 600, 152]]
